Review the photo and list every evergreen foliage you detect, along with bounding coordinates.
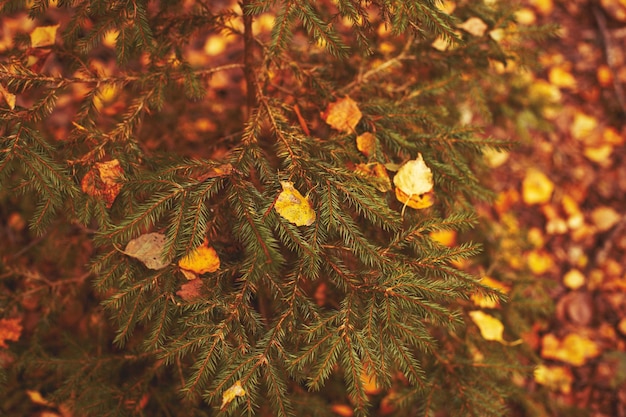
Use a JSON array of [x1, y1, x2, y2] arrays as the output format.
[[1, 1, 554, 416]]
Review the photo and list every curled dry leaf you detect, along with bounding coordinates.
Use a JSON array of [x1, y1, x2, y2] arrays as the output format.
[[178, 241, 220, 276], [81, 159, 124, 208], [124, 232, 171, 270], [393, 154, 434, 209], [30, 25, 59, 48], [355, 163, 392, 192], [322, 96, 362, 133], [356, 132, 377, 157], [0, 317, 23, 348], [275, 181, 316, 226], [220, 380, 246, 410]]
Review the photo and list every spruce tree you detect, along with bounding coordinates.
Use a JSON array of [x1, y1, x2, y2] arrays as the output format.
[[1, 1, 554, 416]]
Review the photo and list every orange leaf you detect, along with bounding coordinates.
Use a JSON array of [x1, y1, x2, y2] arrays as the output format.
[[0, 317, 23, 348], [322, 96, 362, 133], [178, 241, 220, 275], [541, 333, 600, 366], [124, 233, 170, 270], [0, 84, 16, 110], [458, 17, 488, 37], [356, 132, 377, 157], [275, 181, 316, 226], [355, 163, 392, 192], [81, 159, 124, 208], [220, 380, 246, 410], [30, 25, 59, 48]]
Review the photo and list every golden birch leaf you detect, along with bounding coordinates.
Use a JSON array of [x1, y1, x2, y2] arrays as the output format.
[[322, 96, 362, 133], [393, 154, 434, 209], [81, 159, 124, 208], [124, 233, 171, 270], [469, 311, 521, 346], [458, 17, 488, 37], [522, 168, 554, 205], [355, 163, 392, 192], [178, 242, 220, 275], [275, 181, 316, 226], [0, 84, 16, 110], [0, 317, 23, 348], [30, 25, 59, 48], [356, 132, 377, 157], [534, 365, 573, 394], [220, 380, 246, 410]]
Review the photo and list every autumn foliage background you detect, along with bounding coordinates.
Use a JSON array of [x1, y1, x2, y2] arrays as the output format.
[[2, 0, 626, 416]]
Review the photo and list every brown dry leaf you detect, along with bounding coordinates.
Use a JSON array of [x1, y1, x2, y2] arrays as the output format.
[[534, 364, 573, 394], [124, 233, 171, 270], [178, 241, 220, 275], [469, 311, 520, 345], [458, 17, 488, 37], [220, 380, 246, 410], [177, 278, 204, 301], [0, 84, 16, 109], [196, 163, 234, 181], [275, 181, 316, 226], [393, 154, 434, 210], [355, 163, 392, 192], [541, 333, 601, 366], [322, 96, 362, 133], [0, 317, 23, 348], [30, 24, 59, 48], [522, 168, 554, 205], [356, 132, 377, 157], [81, 159, 124, 208]]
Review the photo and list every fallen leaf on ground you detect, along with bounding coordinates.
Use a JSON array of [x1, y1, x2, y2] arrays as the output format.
[[458, 17, 488, 37], [322, 96, 362, 133], [361, 364, 382, 395], [522, 168, 554, 205], [220, 380, 246, 409], [393, 154, 434, 210], [601, 0, 626, 22], [534, 364, 573, 393], [469, 311, 521, 345], [356, 132, 377, 157], [430, 229, 457, 247], [591, 206, 621, 231], [563, 269, 586, 290], [81, 159, 124, 208], [178, 240, 220, 276], [526, 249, 554, 274], [541, 333, 601, 366], [30, 25, 59, 48], [124, 233, 171, 270], [571, 111, 598, 141], [275, 181, 316, 226], [355, 163, 392, 192], [549, 66, 577, 89], [0, 317, 23, 348]]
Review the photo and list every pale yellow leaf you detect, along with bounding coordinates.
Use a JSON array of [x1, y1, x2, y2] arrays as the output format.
[[275, 181, 316, 226], [30, 25, 59, 48], [124, 233, 170, 270], [541, 333, 600, 366], [356, 132, 377, 157], [534, 365, 573, 393], [220, 380, 246, 410], [469, 311, 505, 343], [549, 66, 577, 89], [591, 206, 622, 232], [458, 17, 488, 37], [563, 269, 585, 290], [393, 154, 434, 197], [526, 250, 554, 275]]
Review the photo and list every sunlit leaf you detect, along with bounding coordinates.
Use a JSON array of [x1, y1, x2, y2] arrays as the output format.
[[275, 181, 316, 226], [30, 25, 59, 48], [178, 241, 220, 275], [322, 96, 362, 133], [220, 380, 246, 410]]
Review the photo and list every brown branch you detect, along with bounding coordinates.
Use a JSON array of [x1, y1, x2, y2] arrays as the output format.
[[242, 0, 258, 114]]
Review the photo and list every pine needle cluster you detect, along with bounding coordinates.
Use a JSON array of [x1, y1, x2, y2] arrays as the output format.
[[1, 1, 554, 416]]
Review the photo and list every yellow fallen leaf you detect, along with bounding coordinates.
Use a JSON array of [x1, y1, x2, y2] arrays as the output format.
[[26, 390, 53, 406], [526, 250, 554, 274], [541, 333, 600, 366], [563, 269, 585, 290], [431, 36, 452, 51], [469, 311, 521, 345], [522, 168, 554, 205], [355, 163, 392, 192], [220, 380, 246, 410], [430, 229, 456, 247], [515, 8, 537, 25], [458, 17, 488, 37], [534, 365, 573, 394], [0, 83, 16, 109], [356, 132, 377, 157], [483, 147, 509, 168], [597, 65, 614, 87], [591, 206, 621, 232], [275, 181, 316, 226], [549, 66, 577, 89], [178, 241, 220, 275], [601, 0, 626, 22], [30, 24, 59, 48], [583, 143, 613, 164], [571, 111, 598, 141], [529, 0, 554, 15], [322, 96, 362, 133], [471, 276, 510, 308], [488, 28, 505, 42]]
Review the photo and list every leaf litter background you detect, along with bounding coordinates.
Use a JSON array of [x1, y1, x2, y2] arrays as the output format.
[[1, 0, 626, 416]]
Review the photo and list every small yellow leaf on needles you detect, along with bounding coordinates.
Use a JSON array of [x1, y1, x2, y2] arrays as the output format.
[[0, 84, 16, 109], [220, 380, 246, 410], [275, 181, 316, 226], [322, 96, 362, 133], [356, 132, 377, 157], [393, 154, 434, 210], [469, 311, 521, 346], [178, 241, 220, 276], [30, 25, 59, 48]]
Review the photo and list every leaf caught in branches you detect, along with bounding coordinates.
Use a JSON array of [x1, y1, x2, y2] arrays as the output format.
[[220, 380, 246, 410], [30, 25, 59, 48], [124, 233, 171, 270], [322, 96, 362, 133], [393, 154, 434, 209], [275, 181, 316, 226], [81, 159, 124, 208], [178, 240, 220, 277]]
